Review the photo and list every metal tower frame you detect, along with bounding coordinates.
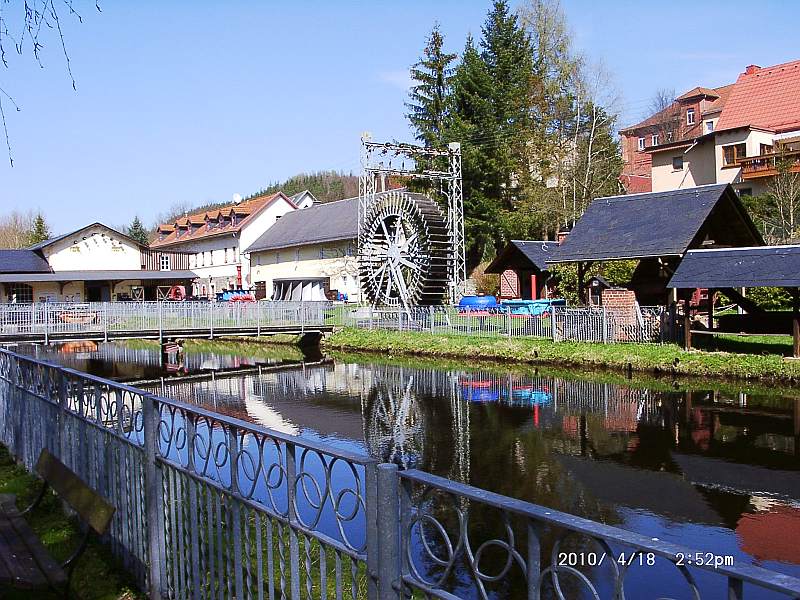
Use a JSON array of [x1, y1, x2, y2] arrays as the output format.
[[358, 133, 466, 304]]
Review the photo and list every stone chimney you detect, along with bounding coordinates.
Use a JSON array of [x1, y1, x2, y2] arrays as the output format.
[[745, 64, 761, 75], [556, 227, 570, 245]]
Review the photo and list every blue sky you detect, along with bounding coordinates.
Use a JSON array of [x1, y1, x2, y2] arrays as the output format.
[[1, 0, 798, 232]]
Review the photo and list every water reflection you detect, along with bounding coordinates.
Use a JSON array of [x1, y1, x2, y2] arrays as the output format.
[[9, 340, 311, 381], [135, 360, 800, 591]]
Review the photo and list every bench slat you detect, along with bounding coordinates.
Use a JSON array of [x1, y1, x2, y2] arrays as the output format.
[[0, 494, 67, 589], [35, 449, 115, 535]]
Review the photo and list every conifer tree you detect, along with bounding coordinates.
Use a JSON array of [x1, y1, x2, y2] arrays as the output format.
[[406, 24, 457, 148], [127, 216, 150, 246], [27, 214, 51, 246]]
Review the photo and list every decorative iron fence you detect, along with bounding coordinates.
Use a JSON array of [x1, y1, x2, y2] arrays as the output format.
[[1, 348, 799, 598]]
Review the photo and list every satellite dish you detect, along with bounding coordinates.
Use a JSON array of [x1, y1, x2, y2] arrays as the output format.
[[233, 193, 242, 204]]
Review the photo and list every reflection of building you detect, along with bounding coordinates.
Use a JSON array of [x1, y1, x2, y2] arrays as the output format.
[[0, 223, 195, 303]]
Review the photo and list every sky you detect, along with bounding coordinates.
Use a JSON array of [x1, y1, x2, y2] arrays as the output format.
[[1, 0, 799, 233]]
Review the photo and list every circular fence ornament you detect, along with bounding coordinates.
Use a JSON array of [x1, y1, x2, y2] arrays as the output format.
[[359, 191, 450, 306]]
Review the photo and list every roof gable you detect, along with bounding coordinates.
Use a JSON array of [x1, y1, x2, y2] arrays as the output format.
[[549, 184, 762, 263], [485, 240, 557, 273], [28, 222, 144, 252], [716, 59, 800, 133]]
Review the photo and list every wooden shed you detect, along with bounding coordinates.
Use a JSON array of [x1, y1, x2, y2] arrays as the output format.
[[485, 240, 558, 300], [547, 184, 763, 305]]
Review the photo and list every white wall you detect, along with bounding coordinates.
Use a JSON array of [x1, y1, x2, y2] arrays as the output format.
[[239, 196, 297, 285], [250, 241, 361, 301], [44, 226, 141, 271]]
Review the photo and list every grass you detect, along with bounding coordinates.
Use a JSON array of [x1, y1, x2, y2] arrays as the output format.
[[324, 327, 800, 385], [0, 446, 141, 599], [694, 333, 795, 356]]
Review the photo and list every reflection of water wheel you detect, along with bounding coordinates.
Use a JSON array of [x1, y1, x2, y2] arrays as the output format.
[[363, 376, 424, 468], [360, 191, 450, 306]]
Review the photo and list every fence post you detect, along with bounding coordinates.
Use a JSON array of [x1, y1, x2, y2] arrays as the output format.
[[157, 302, 163, 344], [551, 308, 558, 343], [430, 305, 435, 333], [209, 302, 214, 340], [142, 395, 165, 599], [256, 301, 261, 338], [506, 305, 512, 339], [103, 302, 109, 342], [44, 303, 49, 345], [602, 307, 608, 344], [375, 463, 401, 599]]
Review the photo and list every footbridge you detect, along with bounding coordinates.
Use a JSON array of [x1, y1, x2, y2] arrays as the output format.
[[0, 301, 334, 344]]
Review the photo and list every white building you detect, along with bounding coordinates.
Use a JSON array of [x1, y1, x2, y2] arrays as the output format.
[[151, 191, 313, 299], [0, 223, 195, 303], [245, 196, 361, 301]]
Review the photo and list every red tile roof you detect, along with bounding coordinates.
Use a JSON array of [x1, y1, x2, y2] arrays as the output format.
[[701, 83, 733, 116], [716, 59, 800, 133], [151, 192, 292, 248]]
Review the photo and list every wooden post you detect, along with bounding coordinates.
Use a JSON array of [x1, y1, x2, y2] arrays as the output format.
[[683, 290, 692, 350], [577, 262, 585, 305], [793, 288, 800, 359], [707, 288, 715, 332]]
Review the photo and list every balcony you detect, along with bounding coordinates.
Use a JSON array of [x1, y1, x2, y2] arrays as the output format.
[[740, 149, 800, 179]]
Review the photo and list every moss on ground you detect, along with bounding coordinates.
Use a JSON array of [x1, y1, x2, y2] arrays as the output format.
[[0, 446, 141, 600], [324, 328, 800, 385]]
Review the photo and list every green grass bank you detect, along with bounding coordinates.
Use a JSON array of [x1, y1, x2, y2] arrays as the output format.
[[323, 328, 800, 384]]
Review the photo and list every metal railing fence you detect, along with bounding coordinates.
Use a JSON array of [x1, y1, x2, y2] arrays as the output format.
[[333, 304, 669, 344], [0, 347, 376, 599], [1, 348, 799, 598], [0, 301, 331, 340]]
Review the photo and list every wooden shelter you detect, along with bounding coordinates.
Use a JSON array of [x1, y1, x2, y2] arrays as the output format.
[[485, 240, 558, 300], [669, 245, 800, 356], [547, 184, 763, 305]]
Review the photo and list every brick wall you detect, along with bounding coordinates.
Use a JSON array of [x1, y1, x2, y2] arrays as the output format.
[[602, 288, 638, 326]]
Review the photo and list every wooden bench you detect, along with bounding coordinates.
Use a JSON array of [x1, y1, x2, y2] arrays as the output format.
[[0, 448, 115, 593]]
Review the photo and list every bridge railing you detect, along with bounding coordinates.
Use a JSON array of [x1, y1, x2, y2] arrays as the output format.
[[0, 348, 799, 598], [0, 301, 332, 339]]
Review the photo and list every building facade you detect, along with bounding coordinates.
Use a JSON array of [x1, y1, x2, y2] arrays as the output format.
[[245, 197, 361, 302], [622, 60, 800, 198], [151, 192, 307, 299], [0, 223, 194, 303]]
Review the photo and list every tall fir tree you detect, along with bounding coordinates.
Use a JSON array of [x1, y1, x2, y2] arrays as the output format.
[[127, 216, 150, 246], [27, 214, 51, 246], [406, 24, 457, 148]]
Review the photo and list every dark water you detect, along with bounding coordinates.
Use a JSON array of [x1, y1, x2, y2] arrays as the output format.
[[16, 341, 800, 598], [8, 339, 313, 381]]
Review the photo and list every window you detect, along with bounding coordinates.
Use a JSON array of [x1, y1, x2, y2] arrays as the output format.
[[208, 251, 214, 266], [234, 247, 239, 262], [723, 143, 747, 166], [8, 283, 33, 304], [295, 249, 300, 261], [160, 254, 171, 271], [760, 143, 773, 156], [638, 137, 645, 151], [200, 252, 205, 267], [672, 156, 684, 170], [686, 108, 695, 125], [276, 251, 281, 264], [737, 188, 753, 197], [666, 131, 673, 142], [224, 247, 229, 263], [705, 120, 714, 133], [651, 134, 659, 146]]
